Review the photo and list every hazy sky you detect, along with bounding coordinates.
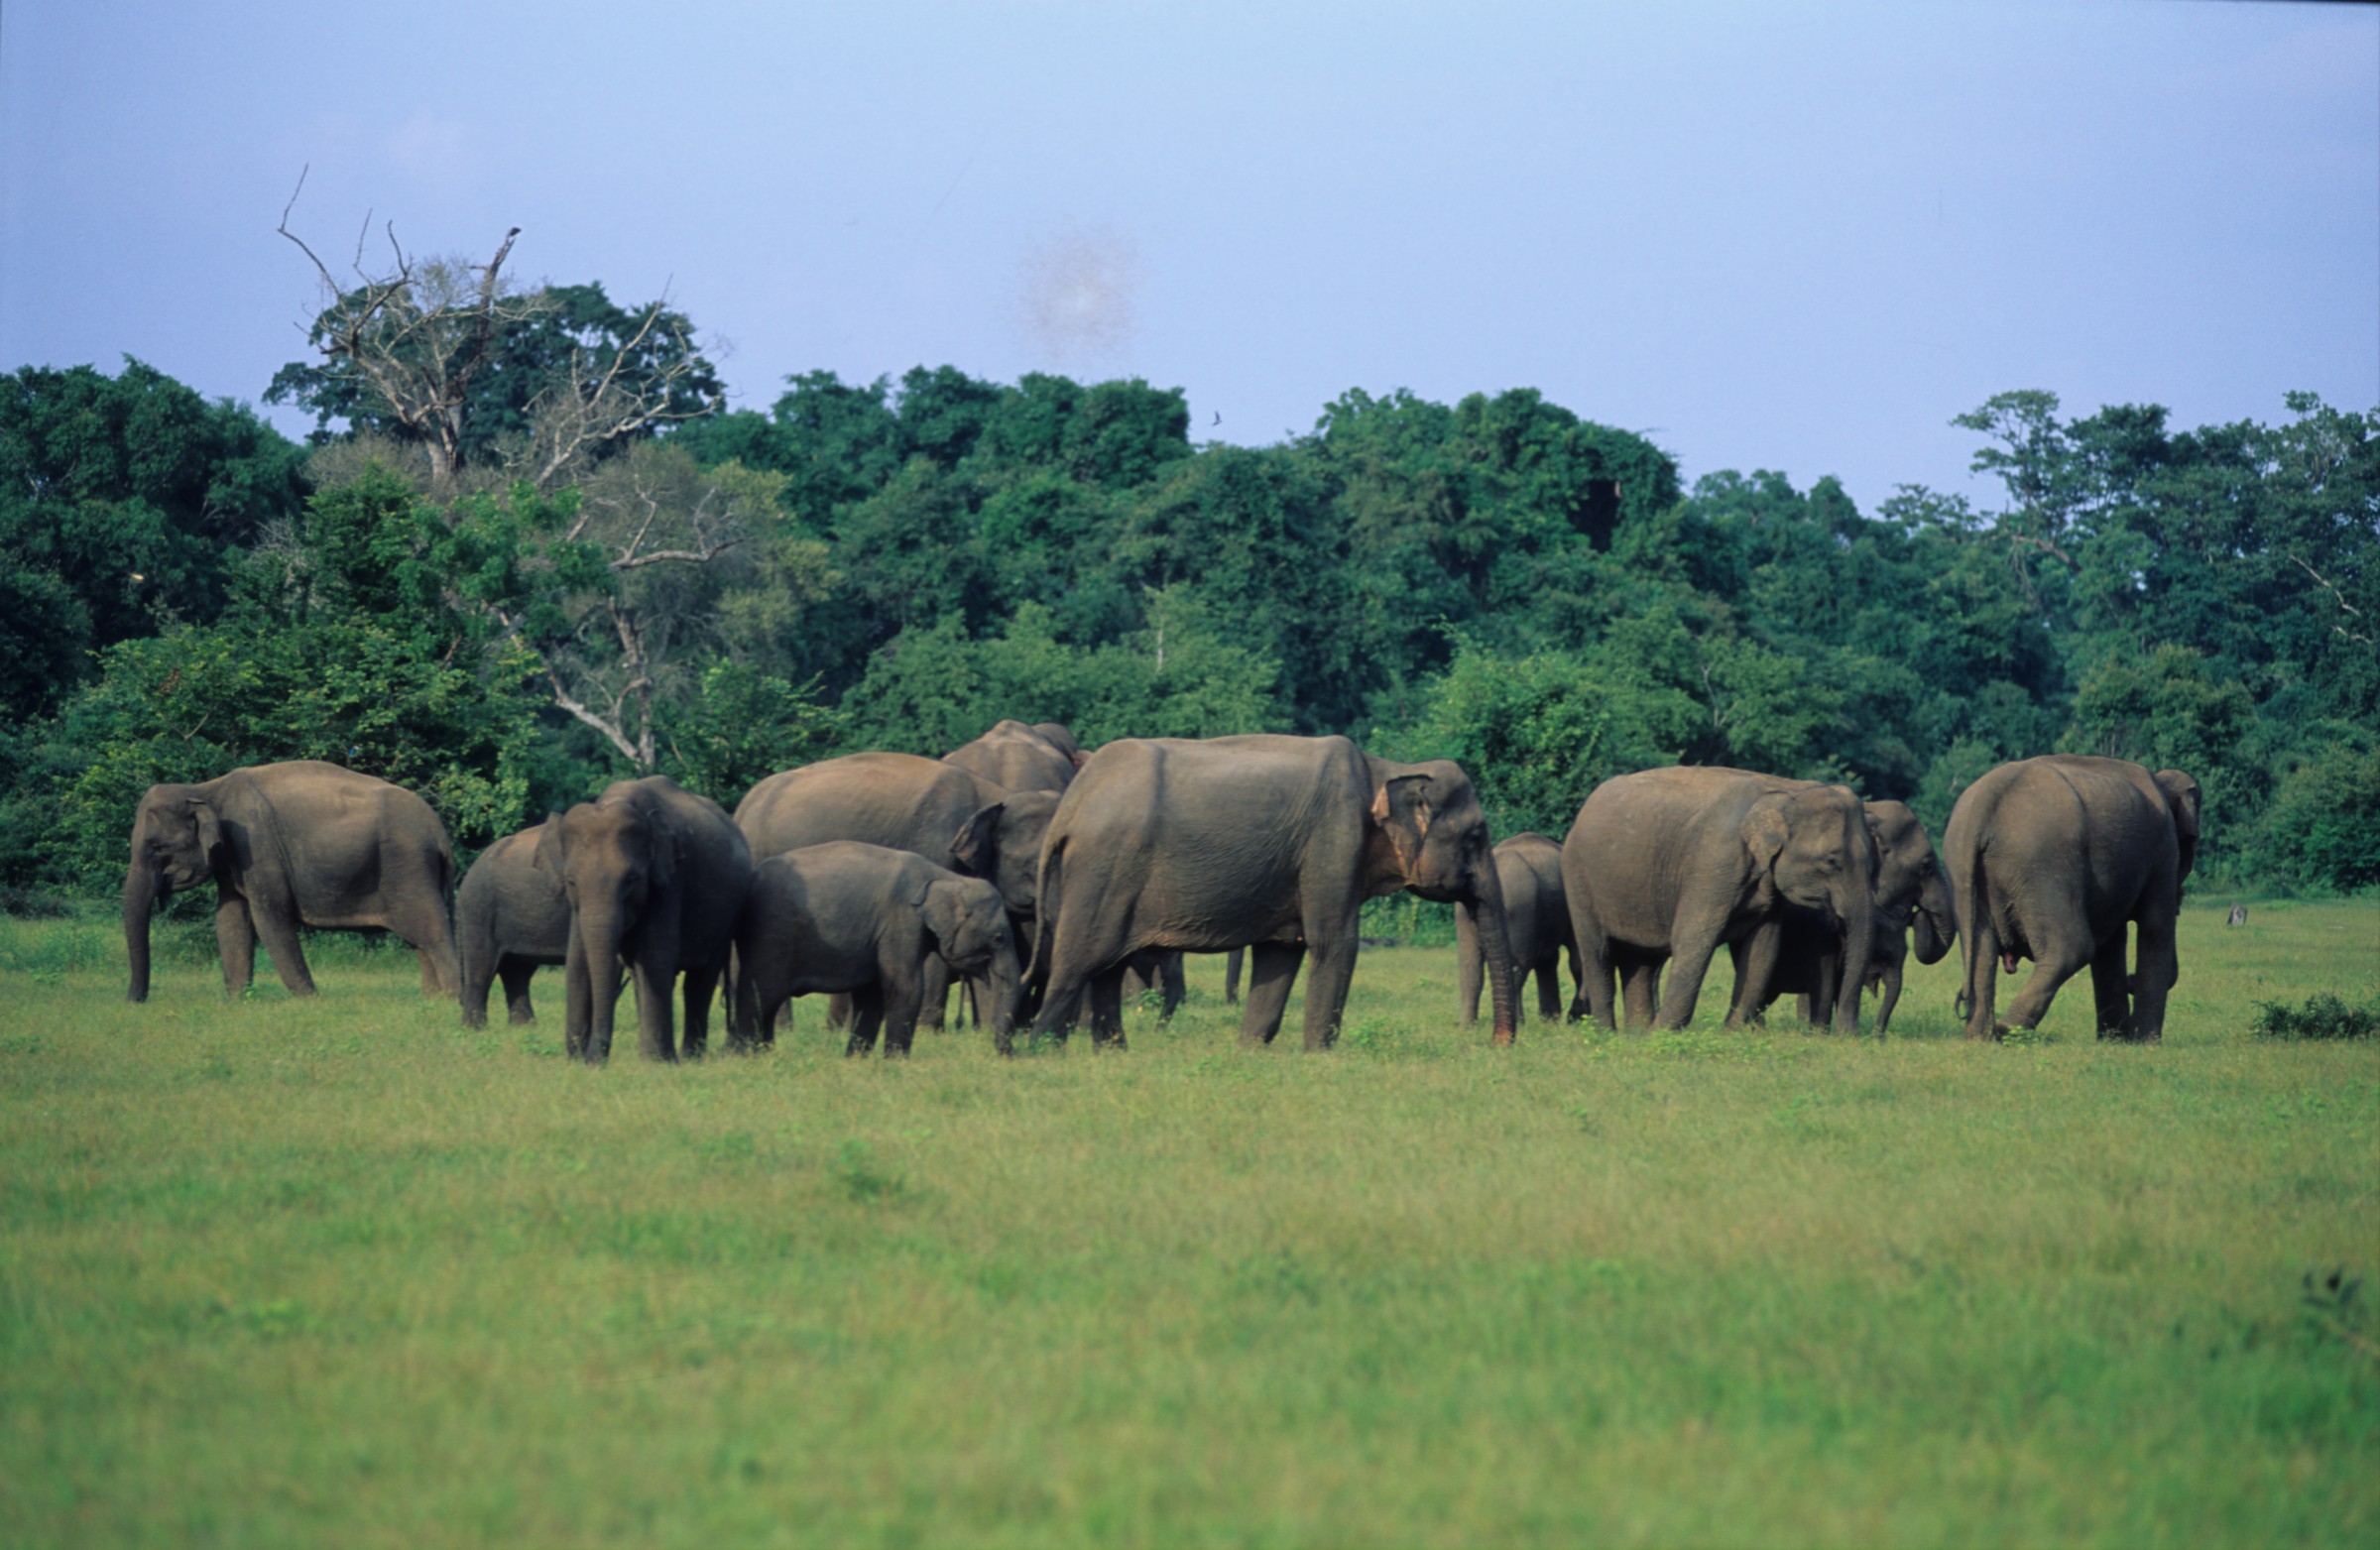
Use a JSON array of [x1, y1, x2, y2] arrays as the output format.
[[3, 1, 2372, 514]]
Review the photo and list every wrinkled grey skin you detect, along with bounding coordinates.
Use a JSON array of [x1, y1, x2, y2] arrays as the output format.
[[1741, 800, 1955, 1034], [1562, 767, 1879, 1033], [735, 752, 1055, 1030], [1944, 755, 2201, 1042], [123, 761, 459, 1003], [732, 842, 1022, 1057], [539, 776, 753, 1063], [1028, 735, 1518, 1050], [944, 719, 1081, 795], [456, 826, 571, 1028], [1459, 833, 1577, 1025], [1030, 723, 1086, 768]]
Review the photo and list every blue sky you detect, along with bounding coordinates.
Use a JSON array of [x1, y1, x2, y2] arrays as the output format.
[[3, 1, 2372, 513]]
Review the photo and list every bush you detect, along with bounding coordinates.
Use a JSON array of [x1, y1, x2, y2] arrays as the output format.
[[2251, 994, 2378, 1041]]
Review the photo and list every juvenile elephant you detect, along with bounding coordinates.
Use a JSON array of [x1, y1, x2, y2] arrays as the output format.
[[123, 761, 459, 1003], [735, 752, 1056, 1029], [540, 775, 753, 1063], [1740, 800, 1955, 1033], [455, 826, 570, 1028], [1028, 734, 1518, 1050], [1459, 832, 1575, 1025], [944, 719, 1081, 794], [732, 842, 1022, 1057], [1562, 767, 1878, 1033], [1943, 755, 2201, 1042]]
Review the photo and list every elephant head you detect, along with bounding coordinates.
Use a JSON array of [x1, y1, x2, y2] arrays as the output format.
[[2154, 769, 2202, 886], [1743, 785, 1879, 1033], [537, 797, 679, 1058], [1866, 800, 1956, 968], [921, 875, 1023, 1049], [123, 783, 228, 1003], [951, 790, 1060, 922], [1370, 761, 1520, 1044]]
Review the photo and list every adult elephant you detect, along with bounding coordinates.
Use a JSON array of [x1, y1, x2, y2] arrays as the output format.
[[1459, 832, 1575, 1025], [1027, 735, 1518, 1050], [1943, 755, 2201, 1042], [1741, 800, 1955, 1034], [539, 775, 753, 1063], [1562, 767, 1877, 1034], [732, 842, 1022, 1057], [734, 752, 1057, 1028], [944, 719, 1081, 795], [455, 826, 570, 1028], [122, 761, 459, 1003]]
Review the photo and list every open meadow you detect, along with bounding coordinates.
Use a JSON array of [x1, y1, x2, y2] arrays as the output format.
[[2, 897, 2375, 1548]]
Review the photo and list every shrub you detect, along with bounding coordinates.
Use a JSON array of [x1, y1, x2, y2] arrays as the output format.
[[2251, 994, 2378, 1041]]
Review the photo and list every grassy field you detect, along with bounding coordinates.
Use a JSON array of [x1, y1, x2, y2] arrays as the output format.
[[2, 897, 2374, 1548]]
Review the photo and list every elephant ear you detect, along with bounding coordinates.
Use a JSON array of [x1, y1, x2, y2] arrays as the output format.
[[1741, 795, 1792, 875], [918, 879, 969, 953], [191, 800, 225, 871], [649, 819, 682, 891], [533, 812, 568, 883], [2154, 770, 2202, 840], [1369, 774, 1435, 877], [950, 801, 1005, 878]]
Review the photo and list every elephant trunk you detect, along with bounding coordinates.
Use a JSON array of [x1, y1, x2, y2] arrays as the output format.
[[1467, 860, 1519, 1046], [1912, 870, 1957, 966], [1832, 886, 1876, 1035], [982, 938, 1024, 1055], [123, 867, 161, 1003], [575, 900, 629, 1063]]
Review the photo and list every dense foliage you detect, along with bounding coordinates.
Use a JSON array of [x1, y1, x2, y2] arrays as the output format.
[[3, 340, 2374, 899]]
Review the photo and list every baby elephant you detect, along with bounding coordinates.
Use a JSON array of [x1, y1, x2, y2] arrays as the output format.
[[455, 826, 571, 1028], [733, 842, 1022, 1057]]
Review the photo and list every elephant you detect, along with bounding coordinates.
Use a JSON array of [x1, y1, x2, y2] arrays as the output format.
[[1943, 755, 2201, 1042], [1738, 800, 1955, 1034], [539, 775, 753, 1063], [1562, 767, 1878, 1034], [1026, 734, 1518, 1050], [1459, 832, 1576, 1025], [455, 826, 571, 1028], [731, 842, 1022, 1057], [943, 719, 1082, 794], [734, 752, 1057, 1029], [122, 761, 459, 1003]]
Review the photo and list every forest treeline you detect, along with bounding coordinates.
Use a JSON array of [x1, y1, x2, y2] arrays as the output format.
[[3, 270, 2375, 901]]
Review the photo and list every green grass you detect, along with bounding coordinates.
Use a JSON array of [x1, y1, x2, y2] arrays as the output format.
[[2, 898, 2375, 1547]]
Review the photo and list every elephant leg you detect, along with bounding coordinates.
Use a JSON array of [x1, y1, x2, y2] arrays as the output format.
[[1960, 909, 2000, 1040], [1224, 947, 1244, 1006], [631, 938, 679, 1063], [1241, 943, 1304, 1047], [1657, 915, 1730, 1030], [1087, 968, 1128, 1051], [417, 946, 443, 995], [1299, 928, 1361, 1052], [1533, 958, 1561, 1022], [1455, 901, 1484, 1025], [500, 960, 537, 1025], [2127, 913, 2179, 1043], [881, 973, 924, 1058], [1874, 961, 1902, 1036], [825, 992, 852, 1031], [250, 896, 317, 999], [214, 893, 257, 999], [1568, 893, 1617, 1028], [916, 955, 952, 1032], [2087, 933, 2130, 1038], [845, 987, 885, 1058], [2003, 937, 2091, 1033], [680, 965, 722, 1059], [1727, 922, 1784, 1029], [1158, 951, 1185, 1022], [1618, 951, 1662, 1029]]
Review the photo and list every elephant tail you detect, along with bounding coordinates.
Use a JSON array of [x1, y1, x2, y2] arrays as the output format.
[[1024, 835, 1064, 996], [1954, 841, 1994, 1026]]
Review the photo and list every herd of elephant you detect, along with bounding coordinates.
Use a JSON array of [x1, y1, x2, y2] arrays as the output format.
[[120, 719, 2204, 1059]]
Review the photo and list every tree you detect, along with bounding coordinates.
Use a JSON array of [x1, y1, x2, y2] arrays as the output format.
[[271, 186, 722, 492]]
